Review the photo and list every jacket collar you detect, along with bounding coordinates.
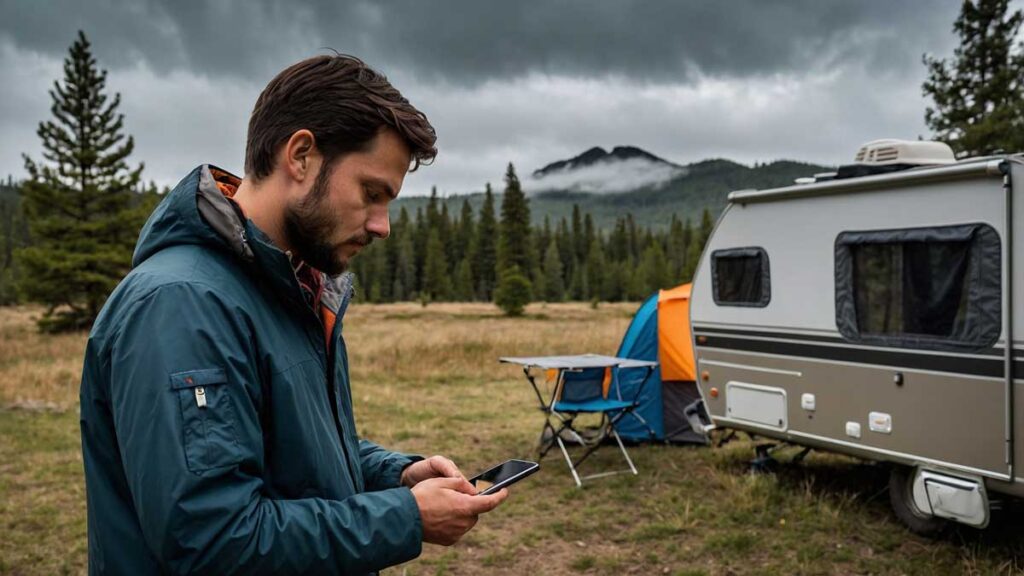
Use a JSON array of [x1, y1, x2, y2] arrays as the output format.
[[137, 164, 354, 318]]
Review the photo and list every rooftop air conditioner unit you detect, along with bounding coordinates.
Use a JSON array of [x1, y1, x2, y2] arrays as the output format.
[[853, 139, 955, 166]]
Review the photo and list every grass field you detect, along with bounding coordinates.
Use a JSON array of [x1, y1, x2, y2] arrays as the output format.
[[1, 302, 1023, 575]]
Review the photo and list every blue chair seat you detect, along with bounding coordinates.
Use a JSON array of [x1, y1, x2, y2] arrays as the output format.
[[554, 398, 633, 413]]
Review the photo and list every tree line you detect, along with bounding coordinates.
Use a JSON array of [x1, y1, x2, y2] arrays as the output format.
[[349, 163, 713, 312]]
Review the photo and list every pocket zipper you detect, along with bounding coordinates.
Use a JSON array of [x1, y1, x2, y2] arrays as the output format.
[[195, 387, 207, 408]]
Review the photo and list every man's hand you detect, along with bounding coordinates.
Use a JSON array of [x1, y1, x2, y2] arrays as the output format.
[[401, 455, 465, 487], [410, 477, 508, 546]]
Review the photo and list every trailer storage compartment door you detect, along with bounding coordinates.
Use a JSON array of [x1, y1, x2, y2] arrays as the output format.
[[725, 382, 787, 430]]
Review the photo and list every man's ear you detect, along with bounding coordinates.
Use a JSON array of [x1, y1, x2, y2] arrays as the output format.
[[281, 129, 319, 183]]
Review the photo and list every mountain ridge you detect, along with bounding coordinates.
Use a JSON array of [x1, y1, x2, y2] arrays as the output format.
[[395, 149, 832, 231], [533, 145, 682, 177]]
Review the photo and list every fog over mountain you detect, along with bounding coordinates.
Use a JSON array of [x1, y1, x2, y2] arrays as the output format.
[[393, 146, 831, 233], [527, 146, 688, 195]]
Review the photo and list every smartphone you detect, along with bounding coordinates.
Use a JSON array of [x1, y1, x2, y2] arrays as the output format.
[[469, 459, 540, 495]]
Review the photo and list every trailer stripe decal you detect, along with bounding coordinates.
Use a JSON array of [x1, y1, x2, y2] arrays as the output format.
[[692, 325, 1007, 357], [694, 332, 1023, 378]]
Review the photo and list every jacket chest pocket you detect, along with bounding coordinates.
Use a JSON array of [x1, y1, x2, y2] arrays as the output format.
[[171, 368, 243, 473]]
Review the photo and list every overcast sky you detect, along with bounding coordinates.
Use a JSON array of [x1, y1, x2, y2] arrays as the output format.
[[0, 0, 974, 196]]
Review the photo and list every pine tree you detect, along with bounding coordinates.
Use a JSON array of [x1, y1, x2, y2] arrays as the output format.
[[393, 226, 416, 301], [607, 217, 628, 262], [537, 216, 552, 261], [439, 201, 455, 273], [352, 237, 391, 303], [454, 198, 475, 267], [639, 241, 671, 294], [626, 213, 639, 262], [453, 257, 474, 301], [923, 0, 1024, 155], [542, 239, 564, 302], [680, 218, 694, 279], [583, 213, 596, 258], [382, 207, 403, 300], [569, 261, 585, 301], [571, 204, 586, 263], [668, 214, 686, 282], [682, 238, 702, 282], [602, 260, 627, 302], [584, 237, 606, 301], [412, 207, 427, 293], [425, 186, 441, 229], [699, 208, 714, 245], [496, 163, 533, 276], [682, 209, 714, 281], [530, 263, 546, 304], [474, 183, 498, 300], [556, 217, 574, 284], [625, 261, 647, 301], [17, 31, 145, 331], [422, 228, 451, 301], [368, 242, 388, 302]]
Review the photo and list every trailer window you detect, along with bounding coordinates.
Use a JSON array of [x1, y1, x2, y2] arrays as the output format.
[[835, 224, 1001, 351], [711, 247, 770, 307]]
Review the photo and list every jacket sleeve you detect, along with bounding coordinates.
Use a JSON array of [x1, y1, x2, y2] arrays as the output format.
[[108, 282, 422, 576], [358, 439, 423, 491]]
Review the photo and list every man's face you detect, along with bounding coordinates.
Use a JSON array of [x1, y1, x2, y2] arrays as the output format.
[[283, 128, 410, 275]]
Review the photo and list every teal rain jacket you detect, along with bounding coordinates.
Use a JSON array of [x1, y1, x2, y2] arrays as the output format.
[[80, 165, 423, 575]]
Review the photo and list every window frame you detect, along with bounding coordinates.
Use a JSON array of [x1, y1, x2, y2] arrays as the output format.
[[711, 246, 771, 308], [834, 223, 1002, 352]]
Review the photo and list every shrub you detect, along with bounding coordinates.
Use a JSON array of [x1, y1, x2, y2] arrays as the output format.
[[494, 267, 532, 316]]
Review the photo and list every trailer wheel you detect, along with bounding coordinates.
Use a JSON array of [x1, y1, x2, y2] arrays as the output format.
[[888, 465, 948, 536]]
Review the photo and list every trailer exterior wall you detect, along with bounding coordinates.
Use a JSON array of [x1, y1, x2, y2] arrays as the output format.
[[691, 159, 1023, 495]]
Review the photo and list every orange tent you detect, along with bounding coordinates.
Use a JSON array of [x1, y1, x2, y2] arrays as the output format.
[[657, 283, 696, 381], [613, 283, 706, 443]]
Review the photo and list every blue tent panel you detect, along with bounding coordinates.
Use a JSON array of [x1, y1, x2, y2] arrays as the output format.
[[613, 294, 665, 441], [617, 294, 658, 359]]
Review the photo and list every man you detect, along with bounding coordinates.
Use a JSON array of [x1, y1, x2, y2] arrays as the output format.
[[79, 54, 507, 575]]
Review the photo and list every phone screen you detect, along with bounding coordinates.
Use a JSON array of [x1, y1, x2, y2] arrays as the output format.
[[470, 459, 539, 495]]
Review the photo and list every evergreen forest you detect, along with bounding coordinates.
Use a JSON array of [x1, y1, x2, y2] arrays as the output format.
[[348, 164, 716, 305]]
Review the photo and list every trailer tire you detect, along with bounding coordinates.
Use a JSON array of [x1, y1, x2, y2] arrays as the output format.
[[888, 465, 948, 536]]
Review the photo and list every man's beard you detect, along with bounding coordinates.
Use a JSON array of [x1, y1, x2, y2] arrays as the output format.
[[282, 165, 371, 276]]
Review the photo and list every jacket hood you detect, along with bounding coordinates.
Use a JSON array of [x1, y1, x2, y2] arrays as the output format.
[[133, 164, 354, 316], [133, 165, 251, 267]]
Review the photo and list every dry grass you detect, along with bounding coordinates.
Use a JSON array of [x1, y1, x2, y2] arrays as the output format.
[[0, 307, 86, 411], [345, 301, 635, 384], [1, 302, 1023, 575]]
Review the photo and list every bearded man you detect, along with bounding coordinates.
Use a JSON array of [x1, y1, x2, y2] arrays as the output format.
[[79, 54, 506, 576]]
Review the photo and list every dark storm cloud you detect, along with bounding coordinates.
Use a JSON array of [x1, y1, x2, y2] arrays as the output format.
[[349, 0, 961, 83], [0, 0, 971, 195], [0, 0, 959, 85]]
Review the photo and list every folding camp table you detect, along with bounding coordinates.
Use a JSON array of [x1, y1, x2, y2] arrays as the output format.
[[499, 354, 658, 487]]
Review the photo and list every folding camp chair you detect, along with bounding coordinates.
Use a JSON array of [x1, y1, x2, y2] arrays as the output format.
[[499, 354, 657, 487]]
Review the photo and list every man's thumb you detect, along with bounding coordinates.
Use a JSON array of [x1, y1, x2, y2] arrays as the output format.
[[448, 477, 478, 495]]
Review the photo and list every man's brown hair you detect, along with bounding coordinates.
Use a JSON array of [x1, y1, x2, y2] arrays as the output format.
[[245, 54, 437, 180]]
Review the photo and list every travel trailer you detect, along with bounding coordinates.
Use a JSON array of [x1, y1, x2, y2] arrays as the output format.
[[690, 139, 1022, 533]]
